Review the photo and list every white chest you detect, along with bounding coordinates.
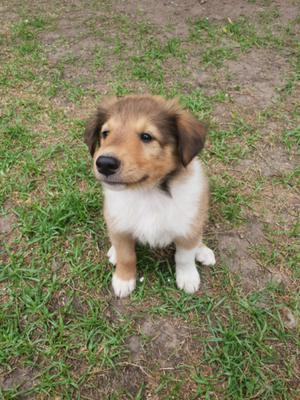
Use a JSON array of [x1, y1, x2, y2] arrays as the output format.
[[104, 160, 205, 247]]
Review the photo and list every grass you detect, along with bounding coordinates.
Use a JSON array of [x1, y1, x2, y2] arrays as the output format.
[[283, 126, 300, 150], [198, 304, 291, 399], [0, 1, 300, 399], [211, 174, 249, 224], [188, 14, 287, 68]]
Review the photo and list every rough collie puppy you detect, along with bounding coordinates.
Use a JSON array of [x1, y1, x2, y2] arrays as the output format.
[[84, 95, 215, 298]]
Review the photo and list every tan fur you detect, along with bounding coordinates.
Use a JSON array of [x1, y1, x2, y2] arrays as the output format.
[[85, 95, 210, 287], [91, 101, 180, 189], [93, 115, 177, 188], [108, 228, 136, 280]]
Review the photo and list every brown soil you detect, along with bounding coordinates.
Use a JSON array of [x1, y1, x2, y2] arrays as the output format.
[[0, 367, 38, 392], [0, 212, 16, 234], [217, 218, 272, 291], [224, 49, 290, 109], [113, 0, 261, 36], [236, 145, 295, 178]]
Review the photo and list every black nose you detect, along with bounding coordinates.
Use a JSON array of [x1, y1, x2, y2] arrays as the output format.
[[96, 156, 120, 176]]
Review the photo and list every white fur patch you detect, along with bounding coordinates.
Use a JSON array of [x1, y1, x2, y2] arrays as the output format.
[[107, 246, 116, 265], [104, 160, 206, 247], [196, 245, 216, 266], [175, 246, 200, 294], [176, 265, 200, 294], [112, 274, 136, 298]]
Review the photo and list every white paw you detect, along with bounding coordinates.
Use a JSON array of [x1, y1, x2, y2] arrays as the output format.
[[196, 246, 216, 266], [112, 274, 136, 298], [176, 265, 200, 294], [107, 246, 116, 265]]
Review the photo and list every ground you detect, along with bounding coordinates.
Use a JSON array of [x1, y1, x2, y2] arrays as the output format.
[[0, 0, 299, 399]]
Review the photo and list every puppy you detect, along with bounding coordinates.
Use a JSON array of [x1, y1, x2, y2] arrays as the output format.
[[84, 95, 215, 298]]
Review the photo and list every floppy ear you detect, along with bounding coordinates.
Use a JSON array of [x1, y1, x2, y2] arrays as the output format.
[[84, 98, 117, 156], [176, 111, 207, 166], [84, 107, 107, 156]]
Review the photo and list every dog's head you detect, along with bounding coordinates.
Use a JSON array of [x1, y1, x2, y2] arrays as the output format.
[[84, 95, 207, 190]]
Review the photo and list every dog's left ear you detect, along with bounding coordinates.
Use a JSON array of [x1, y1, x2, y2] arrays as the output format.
[[175, 111, 207, 166]]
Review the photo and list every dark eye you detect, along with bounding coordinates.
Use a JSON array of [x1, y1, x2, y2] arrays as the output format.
[[140, 133, 153, 143], [101, 130, 109, 139]]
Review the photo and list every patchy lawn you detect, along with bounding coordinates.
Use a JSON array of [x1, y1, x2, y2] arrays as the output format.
[[0, 0, 299, 399]]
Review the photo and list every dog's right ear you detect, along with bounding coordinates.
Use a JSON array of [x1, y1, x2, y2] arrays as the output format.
[[84, 98, 117, 156], [84, 108, 107, 156]]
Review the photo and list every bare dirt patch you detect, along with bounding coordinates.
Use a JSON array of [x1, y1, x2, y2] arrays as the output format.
[[0, 205, 19, 257], [275, 0, 300, 24], [259, 184, 299, 229], [0, 212, 16, 234], [217, 217, 274, 291], [0, 4, 19, 34], [38, 10, 120, 105], [113, 0, 261, 36], [0, 366, 38, 392], [46, 37, 98, 65], [81, 364, 146, 399], [236, 145, 295, 178], [125, 316, 201, 369], [224, 49, 290, 110], [206, 49, 291, 124], [39, 9, 99, 45], [195, 0, 262, 21], [140, 317, 186, 367], [39, 10, 110, 67], [106, 297, 139, 322], [211, 102, 235, 125]]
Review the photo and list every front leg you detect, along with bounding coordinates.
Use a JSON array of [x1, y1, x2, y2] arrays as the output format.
[[109, 232, 136, 298], [175, 238, 200, 294]]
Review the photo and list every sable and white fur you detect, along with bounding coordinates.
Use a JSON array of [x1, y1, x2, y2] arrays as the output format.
[[84, 95, 215, 297]]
